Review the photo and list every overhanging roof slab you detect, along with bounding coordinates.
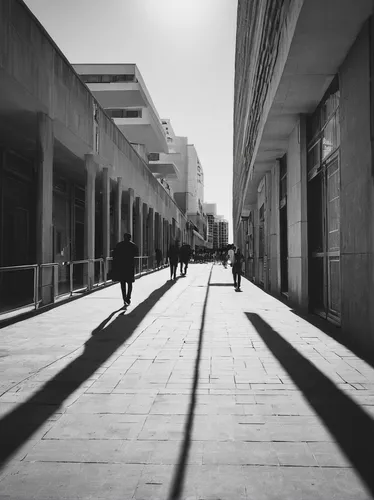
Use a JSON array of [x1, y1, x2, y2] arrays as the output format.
[[246, 0, 373, 208]]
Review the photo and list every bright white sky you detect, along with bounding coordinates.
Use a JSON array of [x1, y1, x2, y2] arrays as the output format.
[[24, 0, 237, 239]]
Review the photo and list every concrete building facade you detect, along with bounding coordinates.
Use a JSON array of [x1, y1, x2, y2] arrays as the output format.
[[0, 0, 192, 312], [203, 203, 217, 249], [157, 121, 207, 243], [233, 0, 374, 351]]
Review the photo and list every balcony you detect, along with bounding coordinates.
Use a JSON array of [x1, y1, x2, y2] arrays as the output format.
[[148, 152, 180, 180]]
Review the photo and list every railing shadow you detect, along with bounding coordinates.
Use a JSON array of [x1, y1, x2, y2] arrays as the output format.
[[167, 267, 212, 500], [247, 312, 374, 498], [209, 283, 234, 287], [0, 280, 176, 467]]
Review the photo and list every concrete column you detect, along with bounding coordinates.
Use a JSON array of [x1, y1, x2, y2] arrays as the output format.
[[340, 24, 374, 346], [253, 204, 260, 285], [287, 116, 308, 309], [142, 203, 148, 256], [84, 154, 96, 290], [114, 177, 122, 245], [102, 168, 110, 262], [270, 161, 281, 294], [159, 215, 164, 258], [148, 207, 154, 265], [134, 196, 143, 256], [264, 172, 271, 292], [154, 212, 160, 250], [36, 113, 54, 305], [127, 188, 134, 237]]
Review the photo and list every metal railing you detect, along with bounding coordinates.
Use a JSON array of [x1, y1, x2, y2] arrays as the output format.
[[0, 255, 158, 318], [0, 264, 39, 314]]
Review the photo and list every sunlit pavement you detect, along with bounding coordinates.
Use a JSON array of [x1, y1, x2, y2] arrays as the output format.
[[0, 264, 374, 499]]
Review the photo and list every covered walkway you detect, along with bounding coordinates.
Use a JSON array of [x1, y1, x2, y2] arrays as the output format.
[[0, 265, 373, 499]]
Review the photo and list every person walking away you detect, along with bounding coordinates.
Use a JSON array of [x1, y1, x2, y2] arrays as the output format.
[[155, 248, 162, 268], [167, 239, 180, 280], [233, 247, 244, 291], [179, 243, 191, 276], [112, 233, 138, 305], [228, 245, 236, 267]]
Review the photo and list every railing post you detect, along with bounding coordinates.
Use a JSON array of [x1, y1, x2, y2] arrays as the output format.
[[34, 266, 39, 310], [53, 265, 58, 302], [69, 263, 73, 296]]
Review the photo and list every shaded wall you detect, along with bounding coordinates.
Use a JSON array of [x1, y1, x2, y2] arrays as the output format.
[[287, 118, 308, 309], [339, 20, 374, 350]]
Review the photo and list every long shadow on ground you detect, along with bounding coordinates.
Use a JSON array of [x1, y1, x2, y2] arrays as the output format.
[[247, 312, 374, 498], [167, 267, 213, 500], [0, 280, 175, 467], [290, 307, 374, 370]]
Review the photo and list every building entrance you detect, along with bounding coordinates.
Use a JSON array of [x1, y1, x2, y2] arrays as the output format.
[[307, 78, 341, 324]]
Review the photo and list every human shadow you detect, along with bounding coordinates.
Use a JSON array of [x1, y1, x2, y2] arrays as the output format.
[[247, 312, 374, 497], [167, 267, 212, 500], [0, 280, 176, 467], [91, 306, 127, 335], [209, 283, 235, 287]]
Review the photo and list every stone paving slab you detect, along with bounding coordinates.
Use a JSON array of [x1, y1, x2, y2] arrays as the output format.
[[0, 264, 374, 499]]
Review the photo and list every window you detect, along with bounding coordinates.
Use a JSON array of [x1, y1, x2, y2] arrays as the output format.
[[279, 154, 287, 209], [106, 108, 142, 119], [81, 74, 137, 84], [307, 76, 340, 179]]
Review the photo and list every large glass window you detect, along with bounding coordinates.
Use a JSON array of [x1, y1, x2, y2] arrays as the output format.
[[81, 74, 137, 84], [307, 76, 340, 179], [106, 108, 142, 119]]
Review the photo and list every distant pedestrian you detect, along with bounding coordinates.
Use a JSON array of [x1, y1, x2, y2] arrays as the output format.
[[179, 243, 191, 276], [228, 244, 236, 267], [232, 247, 244, 291], [167, 239, 180, 280], [155, 248, 162, 268], [112, 233, 138, 306]]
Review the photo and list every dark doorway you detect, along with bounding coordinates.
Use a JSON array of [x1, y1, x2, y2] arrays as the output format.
[[0, 151, 36, 311], [307, 78, 340, 324]]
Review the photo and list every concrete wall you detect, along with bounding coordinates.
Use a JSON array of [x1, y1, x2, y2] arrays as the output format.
[[286, 117, 308, 309], [269, 162, 281, 294], [339, 20, 374, 350], [0, 0, 187, 227], [233, 0, 304, 230]]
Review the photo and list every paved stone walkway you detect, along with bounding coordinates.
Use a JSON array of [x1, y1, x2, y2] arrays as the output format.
[[0, 264, 374, 499]]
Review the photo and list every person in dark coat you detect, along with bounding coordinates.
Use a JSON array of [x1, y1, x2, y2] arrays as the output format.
[[167, 239, 180, 280], [232, 247, 244, 291], [112, 233, 138, 305], [179, 243, 191, 276]]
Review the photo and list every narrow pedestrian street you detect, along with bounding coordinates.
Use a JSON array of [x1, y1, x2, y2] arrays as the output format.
[[0, 264, 374, 499]]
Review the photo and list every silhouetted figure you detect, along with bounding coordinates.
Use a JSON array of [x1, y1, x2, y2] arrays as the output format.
[[155, 248, 162, 268], [232, 247, 244, 291], [112, 233, 138, 305], [167, 240, 180, 280], [179, 243, 191, 276]]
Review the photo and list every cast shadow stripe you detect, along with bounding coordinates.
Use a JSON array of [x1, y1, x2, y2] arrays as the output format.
[[0, 280, 176, 467], [168, 267, 213, 500], [247, 312, 374, 497]]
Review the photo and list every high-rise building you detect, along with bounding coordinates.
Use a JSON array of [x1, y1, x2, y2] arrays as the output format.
[[158, 120, 207, 243], [218, 218, 229, 248], [203, 203, 217, 249]]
